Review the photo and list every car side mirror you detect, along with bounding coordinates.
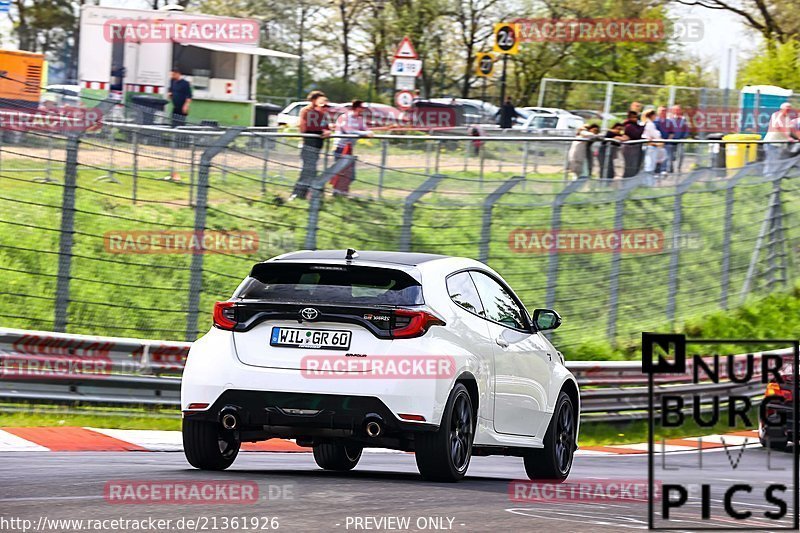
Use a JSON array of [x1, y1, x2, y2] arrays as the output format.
[[532, 309, 561, 331]]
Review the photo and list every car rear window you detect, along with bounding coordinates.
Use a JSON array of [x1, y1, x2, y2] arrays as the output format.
[[234, 263, 424, 306]]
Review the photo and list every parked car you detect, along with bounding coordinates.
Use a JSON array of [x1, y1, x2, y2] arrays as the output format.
[[518, 108, 585, 134], [569, 109, 618, 124], [276, 101, 343, 128], [429, 98, 499, 125], [43, 84, 81, 107], [182, 250, 580, 482], [335, 102, 402, 129]]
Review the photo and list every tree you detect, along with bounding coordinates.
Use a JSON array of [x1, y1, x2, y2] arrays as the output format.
[[669, 0, 800, 44], [10, 0, 75, 53], [739, 39, 800, 89]]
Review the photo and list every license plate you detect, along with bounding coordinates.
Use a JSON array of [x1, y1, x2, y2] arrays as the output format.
[[270, 327, 351, 350]]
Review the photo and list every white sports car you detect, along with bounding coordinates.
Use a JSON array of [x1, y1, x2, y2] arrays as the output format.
[[181, 250, 580, 482]]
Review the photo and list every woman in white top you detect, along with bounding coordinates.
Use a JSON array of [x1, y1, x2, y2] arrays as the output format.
[[642, 109, 666, 175]]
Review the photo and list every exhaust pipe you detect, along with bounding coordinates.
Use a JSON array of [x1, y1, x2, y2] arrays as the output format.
[[219, 406, 240, 430], [364, 413, 383, 438]]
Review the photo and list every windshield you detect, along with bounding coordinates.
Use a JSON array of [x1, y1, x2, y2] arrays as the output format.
[[234, 263, 424, 306]]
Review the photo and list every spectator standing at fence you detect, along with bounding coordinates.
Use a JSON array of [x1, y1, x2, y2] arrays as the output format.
[[290, 91, 333, 201], [330, 100, 374, 197], [622, 111, 644, 177], [167, 67, 192, 128], [653, 106, 669, 174], [764, 102, 797, 176], [567, 123, 600, 178], [642, 109, 667, 180], [497, 97, 520, 129], [665, 105, 689, 173], [598, 122, 627, 180]]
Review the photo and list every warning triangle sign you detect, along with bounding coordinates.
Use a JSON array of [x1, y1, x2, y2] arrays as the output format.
[[394, 36, 418, 59]]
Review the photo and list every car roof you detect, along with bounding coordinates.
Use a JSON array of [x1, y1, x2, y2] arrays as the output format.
[[271, 250, 449, 266]]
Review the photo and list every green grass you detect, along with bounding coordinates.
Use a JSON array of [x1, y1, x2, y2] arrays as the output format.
[[0, 411, 181, 431]]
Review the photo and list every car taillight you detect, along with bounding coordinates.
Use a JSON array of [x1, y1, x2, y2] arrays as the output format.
[[213, 301, 237, 330], [392, 309, 445, 339], [765, 381, 792, 401]]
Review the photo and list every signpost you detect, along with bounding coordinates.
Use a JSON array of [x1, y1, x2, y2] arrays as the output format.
[[394, 90, 414, 111], [475, 52, 494, 102], [493, 23, 519, 105], [391, 36, 421, 111]]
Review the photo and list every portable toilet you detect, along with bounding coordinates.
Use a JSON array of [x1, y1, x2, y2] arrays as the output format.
[[739, 85, 793, 135]]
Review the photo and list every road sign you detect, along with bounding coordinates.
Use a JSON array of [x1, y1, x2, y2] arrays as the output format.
[[395, 90, 414, 111], [475, 52, 494, 77], [493, 23, 520, 55], [394, 36, 418, 59], [390, 58, 423, 77], [395, 76, 415, 91]]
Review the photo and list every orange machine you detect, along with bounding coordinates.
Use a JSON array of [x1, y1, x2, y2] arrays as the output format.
[[0, 49, 44, 109]]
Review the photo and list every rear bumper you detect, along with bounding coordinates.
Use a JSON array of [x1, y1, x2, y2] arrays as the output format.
[[183, 390, 438, 440]]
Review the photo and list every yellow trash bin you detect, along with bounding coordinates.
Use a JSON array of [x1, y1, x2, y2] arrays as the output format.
[[723, 133, 761, 168]]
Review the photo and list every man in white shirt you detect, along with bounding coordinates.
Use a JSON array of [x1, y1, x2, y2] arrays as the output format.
[[764, 102, 797, 176]]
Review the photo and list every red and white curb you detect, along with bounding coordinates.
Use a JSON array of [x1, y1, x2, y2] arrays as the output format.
[[0, 427, 761, 455]]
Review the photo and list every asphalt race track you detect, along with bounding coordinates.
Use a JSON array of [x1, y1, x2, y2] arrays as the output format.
[[0, 446, 795, 532]]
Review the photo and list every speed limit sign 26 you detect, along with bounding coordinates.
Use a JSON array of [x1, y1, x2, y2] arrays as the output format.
[[493, 23, 520, 54]]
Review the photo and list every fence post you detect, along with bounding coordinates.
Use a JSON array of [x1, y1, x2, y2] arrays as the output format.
[[378, 139, 388, 198], [602, 82, 614, 130], [740, 167, 790, 303], [132, 129, 139, 205], [185, 127, 244, 342], [303, 156, 354, 249], [545, 179, 586, 310], [666, 169, 705, 323], [399, 174, 445, 252], [719, 166, 751, 309], [521, 141, 529, 179], [478, 176, 524, 263], [54, 99, 115, 332], [260, 134, 270, 195], [606, 176, 645, 342], [53, 131, 82, 333], [434, 140, 442, 174], [189, 135, 197, 206]]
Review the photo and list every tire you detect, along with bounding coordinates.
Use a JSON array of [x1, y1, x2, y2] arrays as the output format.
[[759, 434, 789, 451], [182, 418, 240, 471], [524, 391, 576, 483], [415, 383, 474, 482], [312, 442, 363, 471]]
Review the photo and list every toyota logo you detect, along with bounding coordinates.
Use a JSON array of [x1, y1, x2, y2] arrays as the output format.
[[300, 308, 319, 321]]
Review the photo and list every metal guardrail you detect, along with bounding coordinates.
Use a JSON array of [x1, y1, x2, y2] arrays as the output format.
[[0, 328, 788, 423]]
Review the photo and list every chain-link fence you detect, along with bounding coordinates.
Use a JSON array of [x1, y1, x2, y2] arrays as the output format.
[[1, 95, 799, 355]]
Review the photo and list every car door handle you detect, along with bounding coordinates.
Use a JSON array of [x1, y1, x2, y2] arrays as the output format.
[[495, 336, 509, 348]]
